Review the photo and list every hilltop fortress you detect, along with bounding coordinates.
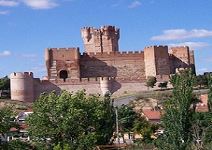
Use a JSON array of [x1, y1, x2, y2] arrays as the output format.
[[10, 25, 195, 102]]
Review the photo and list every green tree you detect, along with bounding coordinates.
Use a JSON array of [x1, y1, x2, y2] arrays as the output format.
[[195, 75, 208, 88], [118, 105, 137, 133], [0, 76, 10, 98], [0, 107, 17, 140], [0, 76, 10, 91], [156, 70, 196, 150], [117, 105, 158, 144], [191, 112, 212, 150], [133, 117, 158, 143], [146, 76, 157, 89], [207, 75, 212, 112], [3, 140, 32, 150], [27, 90, 115, 150]]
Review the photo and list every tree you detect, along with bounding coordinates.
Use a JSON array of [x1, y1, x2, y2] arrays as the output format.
[[0, 76, 10, 98], [0, 107, 17, 140], [195, 75, 208, 88], [2, 140, 32, 150], [118, 105, 137, 133], [156, 70, 196, 150], [158, 81, 168, 90], [27, 90, 115, 150], [190, 112, 212, 150], [207, 75, 212, 112], [133, 117, 158, 144], [0, 107, 18, 149], [0, 76, 10, 91], [117, 105, 158, 144], [146, 76, 157, 89]]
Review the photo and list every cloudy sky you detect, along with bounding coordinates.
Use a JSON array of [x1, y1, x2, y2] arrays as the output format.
[[0, 0, 212, 77]]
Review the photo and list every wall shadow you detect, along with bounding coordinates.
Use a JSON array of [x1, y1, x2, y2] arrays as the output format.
[[80, 53, 121, 93], [80, 54, 118, 77], [34, 80, 62, 101], [110, 79, 121, 94], [170, 55, 193, 73]]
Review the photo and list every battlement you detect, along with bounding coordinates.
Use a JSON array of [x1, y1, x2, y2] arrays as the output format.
[[46, 47, 80, 61], [10, 72, 33, 78], [81, 50, 144, 57], [49, 76, 113, 85], [101, 25, 116, 30], [144, 45, 168, 49], [100, 25, 119, 36], [48, 47, 79, 52], [169, 46, 189, 53], [81, 25, 119, 32], [81, 25, 120, 53]]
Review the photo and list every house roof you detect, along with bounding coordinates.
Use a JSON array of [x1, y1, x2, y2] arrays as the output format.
[[142, 109, 161, 120]]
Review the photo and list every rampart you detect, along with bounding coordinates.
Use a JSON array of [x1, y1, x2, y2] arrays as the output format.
[[10, 25, 196, 102], [80, 51, 145, 81]]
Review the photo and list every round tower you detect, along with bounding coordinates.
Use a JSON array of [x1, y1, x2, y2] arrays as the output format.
[[100, 77, 111, 96], [10, 72, 34, 102]]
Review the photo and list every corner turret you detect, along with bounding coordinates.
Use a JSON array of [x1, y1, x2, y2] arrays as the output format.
[[10, 72, 34, 102]]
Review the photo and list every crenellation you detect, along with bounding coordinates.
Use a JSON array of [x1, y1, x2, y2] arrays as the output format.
[[11, 72, 34, 78]]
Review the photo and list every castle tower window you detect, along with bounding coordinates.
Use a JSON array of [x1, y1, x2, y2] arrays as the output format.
[[59, 70, 68, 82]]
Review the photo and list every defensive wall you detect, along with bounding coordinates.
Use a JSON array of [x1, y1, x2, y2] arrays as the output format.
[[10, 72, 150, 102], [10, 25, 196, 102], [10, 46, 195, 102]]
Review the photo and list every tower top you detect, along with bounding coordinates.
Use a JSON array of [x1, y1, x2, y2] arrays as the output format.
[[81, 25, 120, 53]]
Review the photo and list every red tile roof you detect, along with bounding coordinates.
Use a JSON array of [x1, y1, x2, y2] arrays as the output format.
[[142, 109, 161, 121]]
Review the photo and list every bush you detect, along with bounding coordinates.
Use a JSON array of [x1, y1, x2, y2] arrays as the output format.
[[146, 76, 157, 89]]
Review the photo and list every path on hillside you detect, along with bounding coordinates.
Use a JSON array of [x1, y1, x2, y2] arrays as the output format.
[[113, 89, 209, 107]]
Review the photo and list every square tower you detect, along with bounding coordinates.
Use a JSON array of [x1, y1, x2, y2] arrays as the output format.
[[144, 46, 170, 78], [81, 25, 119, 53], [45, 48, 80, 81]]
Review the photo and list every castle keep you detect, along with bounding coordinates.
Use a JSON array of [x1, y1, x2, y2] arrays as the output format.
[[10, 25, 195, 102]]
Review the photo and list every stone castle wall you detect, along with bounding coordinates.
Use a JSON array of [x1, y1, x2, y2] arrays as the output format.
[[32, 77, 149, 101], [169, 46, 192, 73], [10, 25, 196, 102], [80, 51, 145, 81]]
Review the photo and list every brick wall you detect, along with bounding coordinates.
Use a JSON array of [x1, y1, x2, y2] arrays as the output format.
[[144, 46, 170, 79], [80, 51, 146, 81]]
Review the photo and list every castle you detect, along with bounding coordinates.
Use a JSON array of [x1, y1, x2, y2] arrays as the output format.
[[10, 25, 195, 102]]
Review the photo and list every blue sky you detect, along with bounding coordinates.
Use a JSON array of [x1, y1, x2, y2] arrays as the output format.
[[0, 0, 212, 78]]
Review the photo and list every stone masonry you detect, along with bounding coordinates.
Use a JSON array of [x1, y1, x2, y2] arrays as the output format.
[[10, 25, 196, 102]]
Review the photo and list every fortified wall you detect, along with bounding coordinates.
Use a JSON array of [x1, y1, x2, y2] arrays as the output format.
[[10, 25, 195, 102]]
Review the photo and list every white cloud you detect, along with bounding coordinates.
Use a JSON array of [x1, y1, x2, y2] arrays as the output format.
[[168, 42, 209, 50], [0, 50, 11, 56], [151, 29, 212, 41], [0, 0, 19, 7], [0, 10, 10, 15], [22, 0, 58, 9], [128, 0, 141, 8]]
